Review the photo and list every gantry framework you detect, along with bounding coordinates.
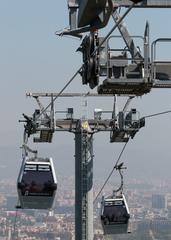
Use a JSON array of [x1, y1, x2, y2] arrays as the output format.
[[67, 0, 171, 36], [20, 92, 145, 240], [58, 1, 171, 99], [19, 1, 171, 240]]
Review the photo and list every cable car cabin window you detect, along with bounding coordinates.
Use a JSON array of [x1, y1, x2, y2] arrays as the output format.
[[38, 165, 50, 171], [104, 200, 123, 206], [25, 165, 37, 171], [20, 164, 56, 197], [103, 201, 129, 224]]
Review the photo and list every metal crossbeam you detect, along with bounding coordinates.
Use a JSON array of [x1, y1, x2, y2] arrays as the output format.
[[114, 0, 171, 7], [55, 119, 112, 132], [26, 92, 115, 97]]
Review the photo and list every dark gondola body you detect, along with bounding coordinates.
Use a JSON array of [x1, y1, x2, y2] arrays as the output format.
[[17, 157, 57, 209], [101, 194, 130, 234]]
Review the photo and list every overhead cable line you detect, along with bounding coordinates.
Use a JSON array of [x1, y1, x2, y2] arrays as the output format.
[[144, 110, 171, 119], [93, 141, 128, 204], [93, 108, 171, 204], [34, 3, 135, 121]]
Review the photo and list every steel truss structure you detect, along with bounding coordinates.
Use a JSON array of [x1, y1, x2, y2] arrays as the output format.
[[66, 0, 171, 36], [20, 93, 145, 240], [19, 1, 171, 240], [58, 1, 171, 98]]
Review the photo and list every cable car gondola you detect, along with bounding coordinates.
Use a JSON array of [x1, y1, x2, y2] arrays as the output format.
[[101, 194, 130, 235], [17, 157, 57, 209], [100, 163, 130, 235]]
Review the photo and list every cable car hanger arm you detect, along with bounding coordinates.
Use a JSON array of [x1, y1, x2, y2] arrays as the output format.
[[93, 141, 128, 203]]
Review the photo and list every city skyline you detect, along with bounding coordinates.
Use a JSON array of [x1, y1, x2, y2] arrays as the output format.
[[0, 177, 171, 239]]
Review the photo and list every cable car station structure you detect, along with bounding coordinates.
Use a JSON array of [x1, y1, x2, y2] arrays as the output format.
[[65, 2, 171, 96], [18, 1, 171, 240]]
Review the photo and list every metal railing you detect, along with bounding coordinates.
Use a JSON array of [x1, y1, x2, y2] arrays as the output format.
[[151, 38, 171, 80], [106, 35, 144, 79]]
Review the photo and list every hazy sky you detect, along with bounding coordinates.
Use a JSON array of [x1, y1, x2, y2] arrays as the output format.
[[1, 1, 171, 184]]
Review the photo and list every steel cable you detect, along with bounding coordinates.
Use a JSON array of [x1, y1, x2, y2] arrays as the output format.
[[93, 141, 128, 204], [144, 110, 171, 119], [93, 108, 171, 204]]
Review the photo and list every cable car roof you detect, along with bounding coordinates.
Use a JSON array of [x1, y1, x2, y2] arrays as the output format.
[[25, 157, 52, 163], [104, 197, 124, 202]]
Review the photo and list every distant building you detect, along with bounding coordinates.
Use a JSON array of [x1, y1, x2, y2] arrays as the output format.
[[152, 194, 166, 209], [137, 220, 171, 234], [167, 199, 171, 218]]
